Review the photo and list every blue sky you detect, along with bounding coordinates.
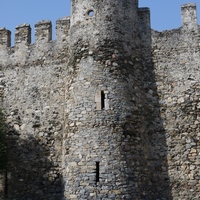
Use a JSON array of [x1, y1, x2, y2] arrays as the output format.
[[0, 0, 199, 43], [140, 0, 200, 30]]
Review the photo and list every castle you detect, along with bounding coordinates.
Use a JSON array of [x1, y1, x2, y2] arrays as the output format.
[[0, 1, 199, 199]]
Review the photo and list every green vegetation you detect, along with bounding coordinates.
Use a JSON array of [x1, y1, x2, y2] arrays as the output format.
[[0, 110, 7, 171]]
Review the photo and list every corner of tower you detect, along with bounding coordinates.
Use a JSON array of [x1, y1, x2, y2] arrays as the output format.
[[137, 6, 151, 46]]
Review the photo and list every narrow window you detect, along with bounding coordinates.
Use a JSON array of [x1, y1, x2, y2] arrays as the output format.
[[96, 162, 100, 184], [95, 90, 109, 110], [0, 172, 8, 197], [4, 172, 8, 197], [101, 91, 105, 110]]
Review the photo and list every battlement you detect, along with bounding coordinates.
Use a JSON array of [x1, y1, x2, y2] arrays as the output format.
[[0, 17, 70, 48], [0, 28, 11, 47], [0, 17, 70, 67], [151, 3, 200, 52], [181, 3, 198, 31], [0, 3, 197, 47], [0, 3, 198, 44]]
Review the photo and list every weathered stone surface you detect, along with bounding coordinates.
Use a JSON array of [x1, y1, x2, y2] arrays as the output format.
[[149, 3, 200, 199], [0, 1, 199, 200]]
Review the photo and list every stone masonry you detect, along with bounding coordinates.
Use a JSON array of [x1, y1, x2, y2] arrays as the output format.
[[0, 1, 199, 200]]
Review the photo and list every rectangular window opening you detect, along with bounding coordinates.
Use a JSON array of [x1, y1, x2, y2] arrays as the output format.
[[96, 162, 100, 184], [101, 91, 105, 110], [4, 172, 8, 197], [95, 90, 109, 111]]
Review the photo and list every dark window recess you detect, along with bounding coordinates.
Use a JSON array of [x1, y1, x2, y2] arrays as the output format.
[[95, 90, 109, 111], [96, 162, 100, 184], [101, 91, 105, 110]]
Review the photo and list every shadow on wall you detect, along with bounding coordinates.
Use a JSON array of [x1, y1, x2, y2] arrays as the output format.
[[141, 26, 173, 199], [136, 8, 173, 199], [4, 127, 64, 200], [144, 61, 173, 199], [120, 46, 173, 199]]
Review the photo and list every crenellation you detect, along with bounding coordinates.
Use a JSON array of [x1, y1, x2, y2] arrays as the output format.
[[0, 28, 11, 47], [152, 3, 200, 52], [35, 20, 52, 44], [56, 16, 70, 42], [138, 7, 151, 46], [152, 3, 200, 50], [181, 3, 198, 31], [138, 7, 150, 24], [15, 24, 31, 46], [0, 19, 71, 67]]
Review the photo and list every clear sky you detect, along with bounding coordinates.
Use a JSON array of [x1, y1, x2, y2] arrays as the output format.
[[0, 0, 199, 43]]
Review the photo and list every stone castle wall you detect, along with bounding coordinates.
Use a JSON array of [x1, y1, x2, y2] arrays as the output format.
[[151, 3, 200, 199], [0, 1, 199, 200], [0, 18, 70, 199]]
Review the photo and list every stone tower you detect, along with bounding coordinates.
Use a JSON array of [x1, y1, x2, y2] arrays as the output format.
[[64, 0, 149, 199]]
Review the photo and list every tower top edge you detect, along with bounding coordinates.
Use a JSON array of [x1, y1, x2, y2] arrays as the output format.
[[181, 3, 196, 8]]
